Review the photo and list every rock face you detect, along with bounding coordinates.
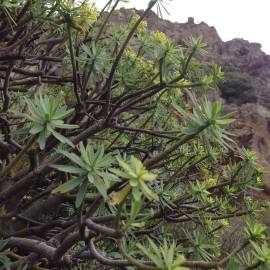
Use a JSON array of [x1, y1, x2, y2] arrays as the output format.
[[116, 9, 270, 191]]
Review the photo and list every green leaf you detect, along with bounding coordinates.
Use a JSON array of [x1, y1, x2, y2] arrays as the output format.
[[58, 149, 86, 168], [24, 97, 42, 121], [49, 95, 56, 117], [1, 260, 11, 270], [94, 177, 108, 199], [87, 172, 95, 183], [53, 108, 74, 120], [20, 94, 77, 148], [52, 176, 85, 194], [53, 122, 79, 129], [117, 157, 133, 173], [148, 238, 162, 262], [30, 124, 44, 135], [137, 241, 163, 268], [75, 180, 88, 208], [49, 128, 74, 148], [50, 164, 84, 175], [0, 238, 8, 251], [38, 130, 47, 150], [140, 180, 159, 201], [215, 118, 235, 125], [125, 194, 142, 229], [173, 255, 185, 267], [132, 187, 141, 202], [39, 94, 49, 115], [80, 142, 91, 164], [141, 172, 157, 181], [109, 168, 129, 178]]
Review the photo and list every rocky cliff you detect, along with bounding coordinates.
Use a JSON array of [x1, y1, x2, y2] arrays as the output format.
[[116, 9, 270, 192]]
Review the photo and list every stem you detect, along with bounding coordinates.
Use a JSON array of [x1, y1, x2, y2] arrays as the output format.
[[85, 218, 123, 238], [67, 24, 82, 106], [0, 135, 36, 180], [81, 0, 120, 97], [2, 61, 14, 112], [144, 124, 209, 169], [219, 240, 249, 265], [104, 0, 158, 115], [170, 47, 197, 84]]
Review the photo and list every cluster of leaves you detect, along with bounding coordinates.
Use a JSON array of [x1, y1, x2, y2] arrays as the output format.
[[137, 238, 188, 270], [0, 1, 268, 270], [52, 143, 115, 207], [21, 94, 78, 149], [58, 0, 99, 33]]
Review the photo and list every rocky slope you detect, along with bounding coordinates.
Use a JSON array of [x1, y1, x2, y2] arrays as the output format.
[[116, 9, 270, 192]]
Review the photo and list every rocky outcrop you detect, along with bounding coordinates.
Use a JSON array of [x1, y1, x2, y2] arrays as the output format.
[[116, 9, 270, 190]]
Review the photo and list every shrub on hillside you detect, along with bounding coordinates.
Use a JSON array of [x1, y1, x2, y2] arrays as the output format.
[[219, 72, 256, 104], [0, 1, 268, 269]]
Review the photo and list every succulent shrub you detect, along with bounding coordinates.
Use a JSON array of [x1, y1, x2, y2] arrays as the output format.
[[0, 1, 268, 270]]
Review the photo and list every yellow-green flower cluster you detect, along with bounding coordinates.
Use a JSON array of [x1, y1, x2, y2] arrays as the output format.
[[70, 2, 99, 33], [204, 177, 218, 188], [255, 176, 263, 188], [129, 13, 148, 34], [220, 219, 230, 228], [151, 30, 169, 45], [125, 47, 156, 83]]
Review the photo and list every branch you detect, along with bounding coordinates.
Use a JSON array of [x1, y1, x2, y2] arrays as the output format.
[[144, 125, 208, 169], [103, 0, 158, 115], [66, 24, 82, 106], [53, 232, 82, 262], [113, 125, 180, 140], [89, 238, 131, 267], [1, 61, 14, 112], [85, 218, 123, 238], [8, 237, 55, 260]]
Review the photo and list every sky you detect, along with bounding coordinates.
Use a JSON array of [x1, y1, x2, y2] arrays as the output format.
[[92, 0, 270, 54]]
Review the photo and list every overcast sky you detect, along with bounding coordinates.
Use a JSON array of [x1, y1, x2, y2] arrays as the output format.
[[91, 0, 270, 54]]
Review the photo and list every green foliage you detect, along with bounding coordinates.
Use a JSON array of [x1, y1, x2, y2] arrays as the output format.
[[58, 0, 99, 32], [0, 0, 20, 28], [219, 72, 253, 99], [184, 229, 217, 261], [245, 220, 267, 243], [251, 241, 270, 266], [190, 181, 210, 202], [52, 142, 115, 207], [21, 94, 78, 149], [185, 36, 207, 56], [0, 238, 11, 270], [111, 156, 158, 203], [173, 92, 235, 149], [137, 238, 188, 270], [81, 43, 111, 82]]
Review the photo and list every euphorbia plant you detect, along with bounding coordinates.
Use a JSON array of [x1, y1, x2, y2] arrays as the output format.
[[0, 1, 268, 269]]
